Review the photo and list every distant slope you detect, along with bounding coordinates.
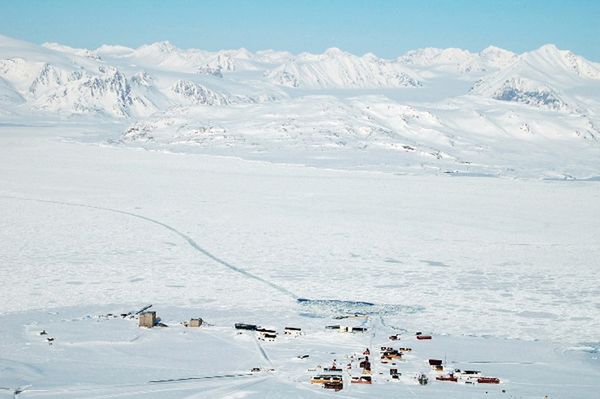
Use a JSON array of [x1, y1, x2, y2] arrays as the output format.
[[120, 94, 600, 178], [0, 75, 24, 106]]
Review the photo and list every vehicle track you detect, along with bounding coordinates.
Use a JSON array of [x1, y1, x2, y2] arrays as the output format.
[[16, 377, 267, 398], [0, 195, 298, 300], [253, 336, 273, 367], [149, 373, 254, 383]]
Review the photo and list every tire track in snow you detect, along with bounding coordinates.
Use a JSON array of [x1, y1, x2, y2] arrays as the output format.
[[149, 373, 254, 383], [253, 336, 273, 368], [16, 377, 267, 398], [0, 195, 298, 300]]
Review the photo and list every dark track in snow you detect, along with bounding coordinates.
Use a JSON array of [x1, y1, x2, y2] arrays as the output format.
[[2, 195, 419, 319], [149, 373, 254, 383], [1, 195, 299, 300]]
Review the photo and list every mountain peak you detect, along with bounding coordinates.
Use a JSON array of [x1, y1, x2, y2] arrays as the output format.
[[528, 44, 565, 59], [537, 43, 560, 52], [216, 47, 254, 60], [139, 41, 177, 54], [323, 47, 346, 57], [362, 52, 379, 61], [517, 43, 600, 80], [480, 45, 514, 56]]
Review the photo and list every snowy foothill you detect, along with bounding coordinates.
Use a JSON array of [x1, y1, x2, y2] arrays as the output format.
[[0, 33, 599, 398]]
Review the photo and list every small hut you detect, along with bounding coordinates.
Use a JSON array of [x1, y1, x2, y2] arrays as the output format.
[[139, 311, 156, 328], [188, 318, 203, 327], [235, 323, 257, 331], [284, 327, 302, 336]]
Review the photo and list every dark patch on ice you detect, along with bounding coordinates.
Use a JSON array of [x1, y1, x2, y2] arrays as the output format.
[[165, 284, 185, 288], [420, 259, 449, 267], [516, 310, 557, 319], [298, 312, 325, 319], [129, 277, 144, 283], [496, 261, 520, 266], [384, 258, 403, 264], [544, 176, 600, 182], [445, 171, 498, 178], [581, 176, 600, 182], [566, 343, 600, 355], [569, 316, 593, 321], [298, 298, 374, 306], [375, 284, 402, 289], [297, 298, 424, 317]]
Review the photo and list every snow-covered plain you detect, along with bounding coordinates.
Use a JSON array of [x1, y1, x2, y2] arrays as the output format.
[[0, 34, 599, 398], [1, 125, 599, 398]]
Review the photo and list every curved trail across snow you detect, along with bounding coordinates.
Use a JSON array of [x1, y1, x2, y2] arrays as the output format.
[[0, 195, 298, 300]]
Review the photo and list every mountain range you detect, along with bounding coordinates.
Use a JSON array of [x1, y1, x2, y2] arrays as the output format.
[[1, 34, 599, 178]]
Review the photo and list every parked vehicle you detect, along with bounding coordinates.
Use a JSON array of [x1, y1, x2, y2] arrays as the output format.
[[478, 377, 501, 384], [436, 375, 458, 382], [351, 375, 372, 384], [310, 374, 343, 384]]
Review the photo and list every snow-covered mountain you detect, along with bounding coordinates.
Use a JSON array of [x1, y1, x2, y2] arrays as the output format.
[[397, 46, 517, 74], [0, 36, 159, 117], [266, 48, 422, 88], [170, 80, 235, 105], [1, 33, 599, 177], [0, 35, 280, 116], [470, 44, 600, 113], [42, 42, 102, 60], [95, 41, 269, 75]]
